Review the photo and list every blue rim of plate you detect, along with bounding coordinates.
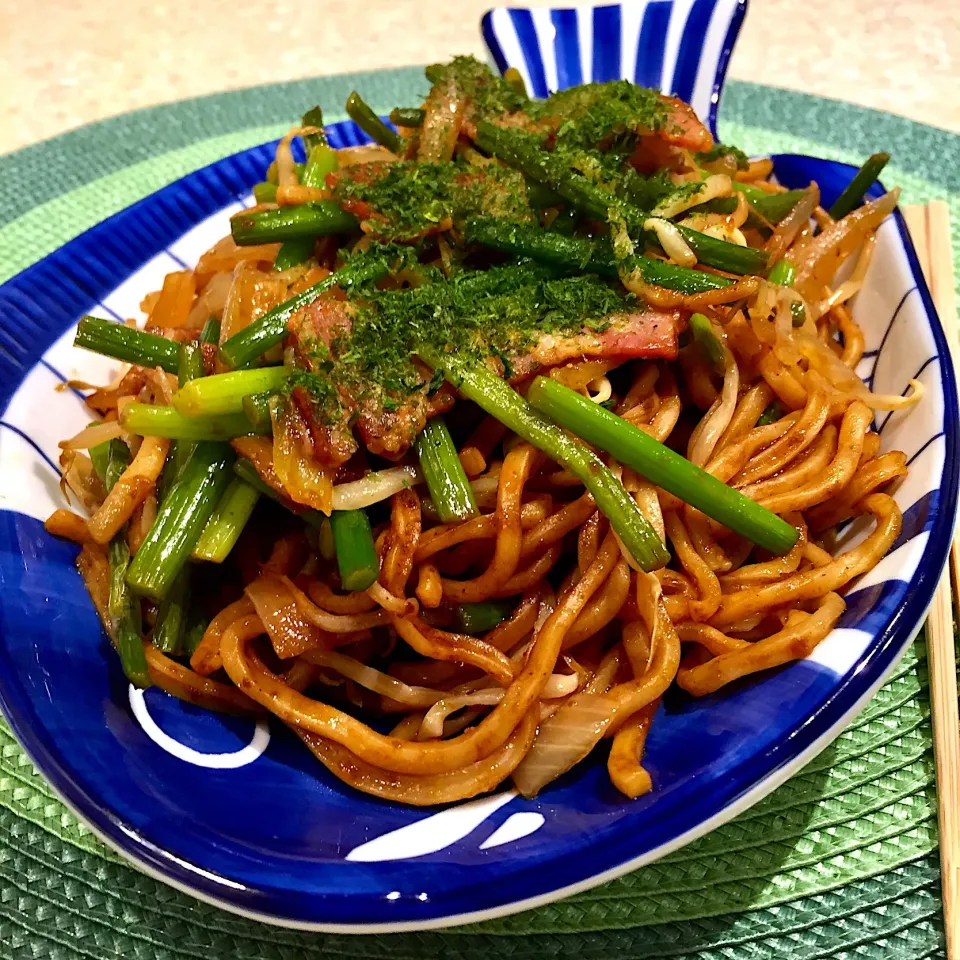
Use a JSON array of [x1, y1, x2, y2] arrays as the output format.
[[0, 124, 955, 931]]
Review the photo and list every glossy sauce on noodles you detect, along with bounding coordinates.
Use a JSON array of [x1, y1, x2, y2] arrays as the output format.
[[46, 57, 913, 806]]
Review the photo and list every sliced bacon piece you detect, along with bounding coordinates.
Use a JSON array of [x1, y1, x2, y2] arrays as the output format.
[[354, 308, 681, 455], [627, 98, 712, 175], [488, 90, 712, 155], [290, 384, 358, 466], [353, 361, 455, 461], [509, 308, 682, 381], [291, 290, 353, 352], [289, 294, 681, 467], [657, 95, 713, 152], [355, 394, 430, 461], [326, 165, 379, 222], [629, 136, 687, 176], [287, 295, 359, 465]]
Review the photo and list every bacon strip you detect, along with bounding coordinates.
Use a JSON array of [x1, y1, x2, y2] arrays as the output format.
[[289, 296, 680, 466], [511, 308, 681, 380]]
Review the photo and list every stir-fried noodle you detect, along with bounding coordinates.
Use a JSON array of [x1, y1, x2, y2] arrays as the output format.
[[47, 58, 912, 805]]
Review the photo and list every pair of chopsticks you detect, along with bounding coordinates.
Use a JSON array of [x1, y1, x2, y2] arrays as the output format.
[[903, 200, 959, 956]]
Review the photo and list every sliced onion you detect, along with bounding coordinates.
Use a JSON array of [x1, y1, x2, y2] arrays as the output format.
[[332, 465, 422, 511], [636, 570, 665, 673], [644, 217, 697, 267], [392, 706, 484, 740], [687, 341, 740, 467], [817, 279, 863, 318], [534, 593, 556, 634], [282, 576, 388, 632], [815, 230, 878, 318], [145, 366, 178, 405], [245, 575, 326, 659], [58, 363, 131, 394], [680, 191, 750, 238], [730, 191, 751, 229], [549, 359, 617, 393], [59, 419, 124, 451], [419, 670, 579, 741], [747, 279, 779, 346], [220, 263, 290, 347], [542, 671, 580, 698], [367, 581, 417, 616], [851, 231, 879, 283], [765, 185, 819, 264], [773, 294, 803, 366], [469, 471, 502, 505], [186, 271, 233, 327], [798, 334, 925, 409], [337, 144, 400, 166], [789, 189, 899, 299], [563, 654, 589, 688], [696, 222, 748, 246], [512, 692, 617, 797], [628, 476, 666, 543], [272, 406, 334, 513], [612, 531, 644, 574], [197, 238, 282, 276], [59, 450, 105, 513]]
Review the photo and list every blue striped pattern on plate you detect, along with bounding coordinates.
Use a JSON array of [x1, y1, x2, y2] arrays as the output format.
[[481, 0, 748, 135]]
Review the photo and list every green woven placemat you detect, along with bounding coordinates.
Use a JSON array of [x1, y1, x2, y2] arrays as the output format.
[[1, 70, 958, 960]]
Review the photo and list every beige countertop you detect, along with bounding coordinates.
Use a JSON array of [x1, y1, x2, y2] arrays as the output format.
[[0, 0, 958, 156]]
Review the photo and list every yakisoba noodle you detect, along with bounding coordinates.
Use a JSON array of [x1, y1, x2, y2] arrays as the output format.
[[46, 57, 915, 805]]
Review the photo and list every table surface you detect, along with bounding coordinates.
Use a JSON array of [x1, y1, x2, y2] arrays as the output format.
[[1, 0, 958, 156]]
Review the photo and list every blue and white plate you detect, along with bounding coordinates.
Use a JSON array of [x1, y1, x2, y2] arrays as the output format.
[[482, 0, 747, 136], [0, 0, 954, 933]]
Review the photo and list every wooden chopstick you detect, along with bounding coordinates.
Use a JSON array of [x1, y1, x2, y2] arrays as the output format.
[[904, 200, 960, 958]]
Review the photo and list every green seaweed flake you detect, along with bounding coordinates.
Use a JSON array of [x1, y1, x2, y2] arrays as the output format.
[[284, 366, 343, 425], [332, 161, 532, 241], [424, 55, 527, 120], [695, 142, 750, 170], [297, 269, 635, 423], [356, 272, 629, 379], [534, 80, 669, 152]]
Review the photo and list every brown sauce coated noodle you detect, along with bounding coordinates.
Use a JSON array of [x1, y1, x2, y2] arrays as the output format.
[[59, 139, 911, 805]]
